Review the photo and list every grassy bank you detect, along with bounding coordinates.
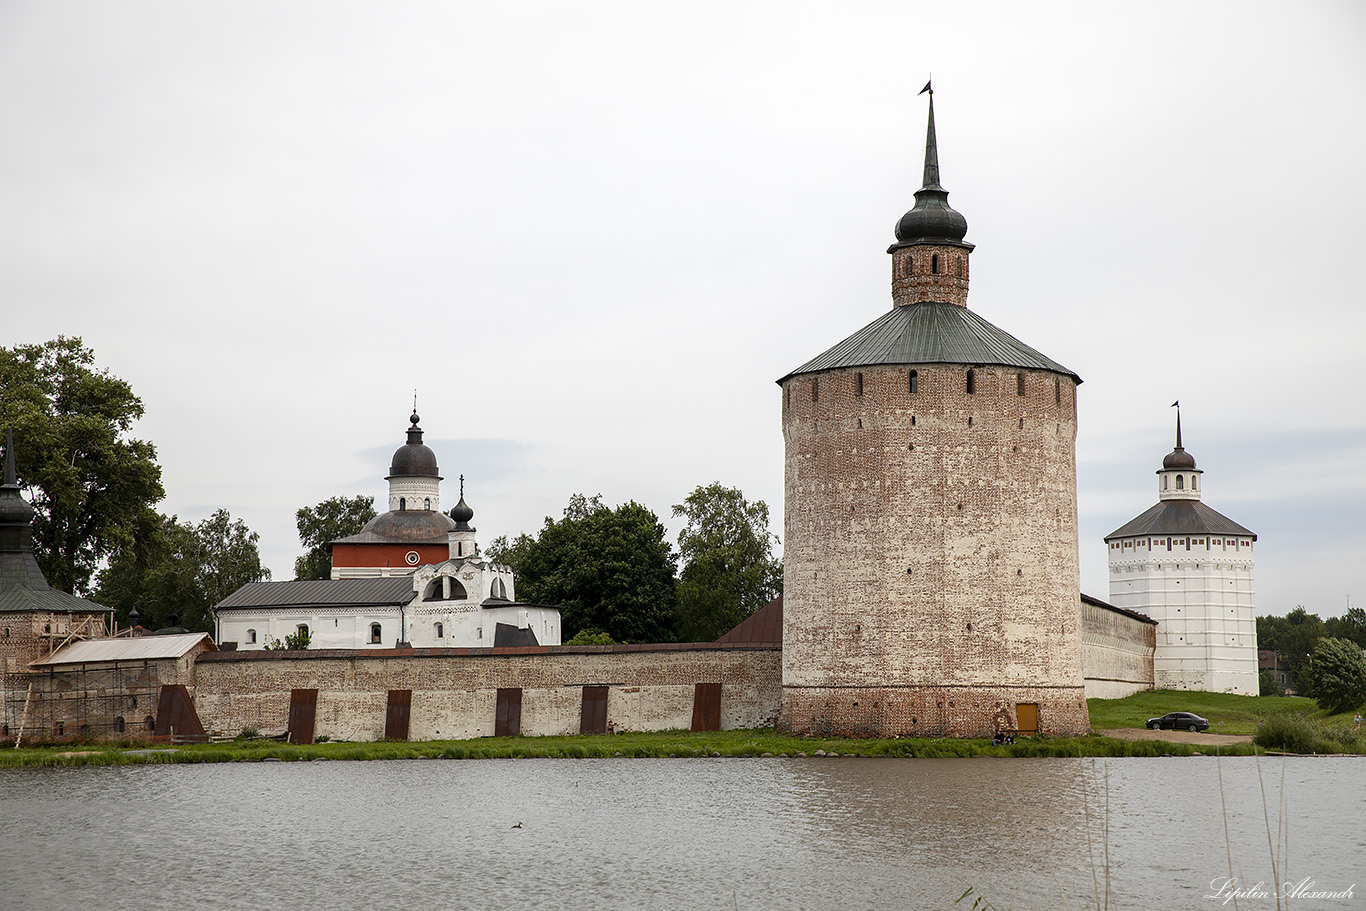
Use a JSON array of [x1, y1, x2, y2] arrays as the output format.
[[0, 727, 1259, 768], [1086, 689, 1320, 736], [1088, 689, 1366, 753]]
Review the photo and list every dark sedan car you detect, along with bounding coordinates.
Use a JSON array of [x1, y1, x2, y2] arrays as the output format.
[[1147, 712, 1210, 732]]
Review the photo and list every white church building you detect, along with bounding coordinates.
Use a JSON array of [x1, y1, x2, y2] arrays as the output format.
[[213, 412, 561, 651], [1104, 411, 1258, 695]]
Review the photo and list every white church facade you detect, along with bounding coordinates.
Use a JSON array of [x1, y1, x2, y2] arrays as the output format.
[[1104, 412, 1257, 695], [213, 413, 561, 651]]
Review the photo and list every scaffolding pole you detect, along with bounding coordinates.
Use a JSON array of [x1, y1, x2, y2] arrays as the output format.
[[15, 682, 32, 749]]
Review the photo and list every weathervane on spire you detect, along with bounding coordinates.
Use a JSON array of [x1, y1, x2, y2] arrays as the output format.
[[919, 77, 932, 96], [1172, 400, 1184, 449]]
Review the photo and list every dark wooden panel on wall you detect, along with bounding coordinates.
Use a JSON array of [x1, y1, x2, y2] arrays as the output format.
[[152, 685, 208, 743], [1016, 702, 1040, 734], [385, 689, 412, 741], [579, 685, 608, 735], [287, 688, 318, 745], [495, 687, 523, 737], [690, 682, 722, 732]]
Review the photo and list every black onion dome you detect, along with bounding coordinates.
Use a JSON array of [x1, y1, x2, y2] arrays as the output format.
[[0, 488, 32, 526], [449, 496, 474, 530], [1163, 447, 1197, 470], [893, 189, 969, 245], [889, 91, 970, 250], [387, 411, 441, 480]]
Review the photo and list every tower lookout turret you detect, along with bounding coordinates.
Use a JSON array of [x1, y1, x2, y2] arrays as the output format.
[[889, 85, 974, 308]]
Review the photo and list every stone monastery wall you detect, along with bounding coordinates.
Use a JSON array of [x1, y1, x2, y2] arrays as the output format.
[[1080, 600, 1156, 699], [194, 644, 781, 742]]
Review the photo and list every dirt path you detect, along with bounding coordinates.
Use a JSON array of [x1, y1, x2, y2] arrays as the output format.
[[1099, 727, 1252, 746]]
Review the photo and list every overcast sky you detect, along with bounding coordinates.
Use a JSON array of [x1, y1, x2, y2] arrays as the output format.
[[2, 2, 1362, 619]]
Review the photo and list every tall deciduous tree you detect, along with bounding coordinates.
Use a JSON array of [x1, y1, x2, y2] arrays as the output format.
[[1301, 637, 1366, 713], [0, 336, 164, 594], [1324, 607, 1366, 649], [488, 494, 677, 643], [95, 509, 271, 634], [294, 494, 377, 580], [1257, 607, 1327, 680], [672, 483, 782, 642]]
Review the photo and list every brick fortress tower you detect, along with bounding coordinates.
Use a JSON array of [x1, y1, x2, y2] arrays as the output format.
[[777, 87, 1089, 737]]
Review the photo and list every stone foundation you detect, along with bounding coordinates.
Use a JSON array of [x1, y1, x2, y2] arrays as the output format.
[[779, 684, 1090, 738]]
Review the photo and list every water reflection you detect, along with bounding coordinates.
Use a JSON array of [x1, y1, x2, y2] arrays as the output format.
[[1, 756, 1361, 910]]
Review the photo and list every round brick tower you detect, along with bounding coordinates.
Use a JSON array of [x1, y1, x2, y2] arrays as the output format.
[[778, 88, 1089, 738]]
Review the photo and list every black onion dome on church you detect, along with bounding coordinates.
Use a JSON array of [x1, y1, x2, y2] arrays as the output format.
[[889, 91, 972, 250], [450, 495, 474, 531], [387, 411, 441, 480], [780, 303, 1081, 382]]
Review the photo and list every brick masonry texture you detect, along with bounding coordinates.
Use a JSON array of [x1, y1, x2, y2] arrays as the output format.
[[890, 244, 973, 307], [193, 644, 781, 741], [779, 361, 1089, 737]]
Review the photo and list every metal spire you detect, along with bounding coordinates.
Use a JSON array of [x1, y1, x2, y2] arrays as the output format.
[[1172, 400, 1183, 449], [3, 424, 15, 488], [891, 79, 969, 252], [920, 80, 942, 191]]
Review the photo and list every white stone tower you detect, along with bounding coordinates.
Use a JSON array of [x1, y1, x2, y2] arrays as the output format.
[[1105, 408, 1258, 695], [777, 87, 1088, 738]]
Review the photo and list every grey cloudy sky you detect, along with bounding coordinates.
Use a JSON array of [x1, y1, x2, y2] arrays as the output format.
[[2, 2, 1362, 619]]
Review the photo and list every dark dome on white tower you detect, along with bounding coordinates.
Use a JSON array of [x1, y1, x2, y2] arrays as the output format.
[[388, 411, 441, 481]]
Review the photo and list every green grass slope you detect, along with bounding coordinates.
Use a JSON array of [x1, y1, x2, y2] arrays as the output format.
[[1086, 689, 1340, 736]]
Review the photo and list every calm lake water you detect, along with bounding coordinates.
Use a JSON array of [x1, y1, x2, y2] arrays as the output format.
[[1, 756, 1362, 910]]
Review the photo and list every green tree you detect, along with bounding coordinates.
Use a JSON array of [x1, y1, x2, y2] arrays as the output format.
[[1258, 669, 1285, 698], [1300, 637, 1366, 713], [1257, 606, 1326, 681], [565, 628, 617, 645], [95, 508, 271, 634], [671, 483, 783, 642], [1324, 607, 1366, 649], [0, 336, 164, 594], [294, 494, 377, 579], [488, 494, 677, 643]]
